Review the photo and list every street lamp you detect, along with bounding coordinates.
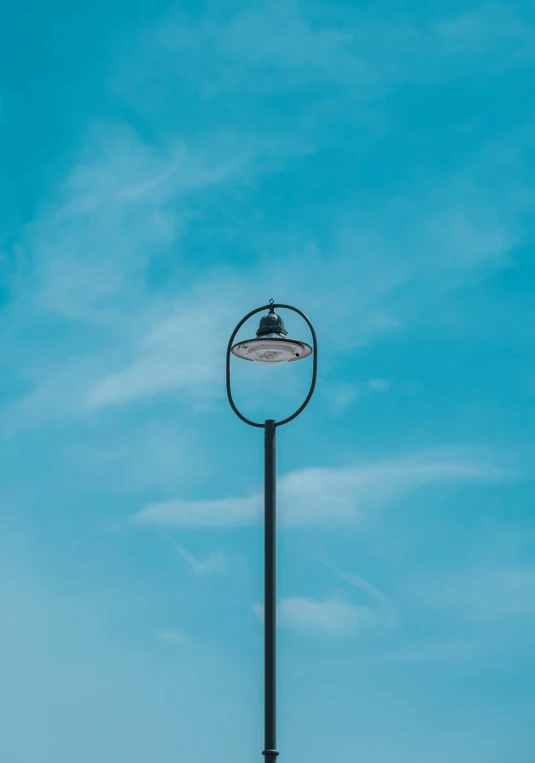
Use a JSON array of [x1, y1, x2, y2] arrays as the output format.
[[226, 299, 318, 761]]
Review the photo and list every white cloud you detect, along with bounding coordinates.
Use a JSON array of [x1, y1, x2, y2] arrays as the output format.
[[326, 566, 395, 612], [327, 379, 392, 411], [216, 2, 362, 82], [112, 1, 367, 106], [369, 379, 390, 392], [115, 1, 534, 108], [160, 532, 228, 576], [374, 638, 492, 665], [139, 494, 261, 528], [158, 629, 189, 643], [1, 123, 259, 423], [133, 452, 503, 529], [27, 125, 250, 323], [84, 287, 238, 408], [254, 597, 380, 636], [412, 565, 535, 621], [435, 3, 534, 59], [253, 563, 395, 636], [328, 382, 361, 411]]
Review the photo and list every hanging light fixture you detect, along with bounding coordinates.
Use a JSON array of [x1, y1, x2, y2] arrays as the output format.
[[231, 300, 313, 367]]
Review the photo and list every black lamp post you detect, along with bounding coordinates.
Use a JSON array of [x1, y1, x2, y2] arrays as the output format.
[[226, 299, 318, 761]]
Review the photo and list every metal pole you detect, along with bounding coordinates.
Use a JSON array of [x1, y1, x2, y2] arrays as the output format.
[[263, 419, 279, 760]]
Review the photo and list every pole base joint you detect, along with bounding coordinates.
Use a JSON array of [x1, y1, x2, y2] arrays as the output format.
[[262, 751, 279, 757]]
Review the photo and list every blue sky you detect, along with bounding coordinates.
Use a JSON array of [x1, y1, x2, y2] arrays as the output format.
[[1, 1, 535, 760]]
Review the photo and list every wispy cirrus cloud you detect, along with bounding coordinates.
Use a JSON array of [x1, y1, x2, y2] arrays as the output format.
[[26, 125, 252, 324], [1, 125, 255, 423], [327, 379, 392, 412], [253, 568, 394, 636], [114, 1, 535, 106], [157, 629, 189, 644], [254, 597, 378, 636], [83, 288, 237, 409], [369, 379, 391, 392], [411, 565, 535, 621], [160, 531, 228, 576], [326, 566, 395, 612], [133, 451, 503, 529]]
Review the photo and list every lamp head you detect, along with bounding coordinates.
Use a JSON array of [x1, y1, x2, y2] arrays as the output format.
[[231, 301, 313, 367]]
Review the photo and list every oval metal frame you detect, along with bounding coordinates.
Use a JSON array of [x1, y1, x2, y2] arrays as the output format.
[[226, 303, 318, 429]]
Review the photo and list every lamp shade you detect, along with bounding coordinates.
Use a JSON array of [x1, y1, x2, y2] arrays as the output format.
[[231, 305, 313, 367]]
